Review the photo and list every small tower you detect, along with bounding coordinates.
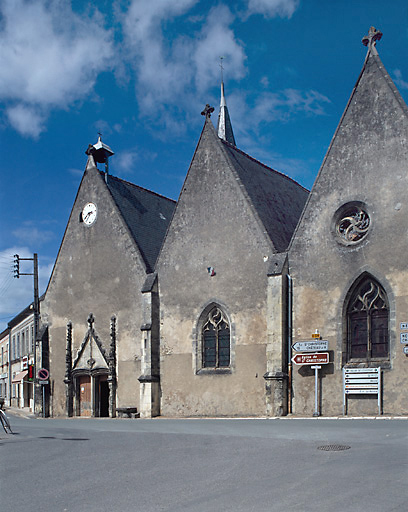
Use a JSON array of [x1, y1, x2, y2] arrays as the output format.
[[85, 134, 114, 174], [216, 60, 236, 146]]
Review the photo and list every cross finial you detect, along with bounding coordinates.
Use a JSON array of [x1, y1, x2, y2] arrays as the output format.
[[219, 56, 225, 82], [362, 26, 382, 49], [98, 131, 102, 140], [201, 104, 214, 118], [88, 313, 95, 329]]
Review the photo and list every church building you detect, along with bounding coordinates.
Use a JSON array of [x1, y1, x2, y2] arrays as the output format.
[[39, 28, 407, 418]]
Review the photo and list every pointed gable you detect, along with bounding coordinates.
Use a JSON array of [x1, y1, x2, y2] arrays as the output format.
[[105, 174, 176, 273], [72, 324, 109, 372], [289, 28, 408, 269], [293, 35, 408, 228], [335, 44, 408, 148], [158, 113, 308, 261]]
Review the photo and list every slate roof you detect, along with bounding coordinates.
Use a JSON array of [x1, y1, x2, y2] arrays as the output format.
[[105, 174, 176, 273], [220, 140, 309, 252]]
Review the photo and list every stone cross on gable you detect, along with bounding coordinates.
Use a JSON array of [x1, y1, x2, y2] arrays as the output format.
[[201, 104, 214, 118], [362, 26, 382, 49]]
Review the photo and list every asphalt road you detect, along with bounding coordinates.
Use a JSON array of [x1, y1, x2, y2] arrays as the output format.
[[1, 414, 407, 512]]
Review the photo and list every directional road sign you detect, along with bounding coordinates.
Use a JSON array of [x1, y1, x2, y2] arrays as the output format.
[[292, 340, 328, 352], [291, 352, 329, 365]]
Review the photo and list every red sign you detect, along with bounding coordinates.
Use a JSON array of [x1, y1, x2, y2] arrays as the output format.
[[291, 352, 329, 365], [37, 368, 49, 380]]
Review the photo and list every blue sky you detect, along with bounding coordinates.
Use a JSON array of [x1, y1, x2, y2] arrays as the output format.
[[1, 0, 408, 331]]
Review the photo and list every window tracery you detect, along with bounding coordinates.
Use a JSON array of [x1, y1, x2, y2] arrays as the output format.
[[202, 307, 230, 368], [347, 277, 389, 361], [337, 205, 370, 243]]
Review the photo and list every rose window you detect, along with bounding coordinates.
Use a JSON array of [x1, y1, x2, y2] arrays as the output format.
[[335, 205, 370, 244]]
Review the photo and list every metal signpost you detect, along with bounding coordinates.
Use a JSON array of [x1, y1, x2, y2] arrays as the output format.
[[311, 365, 321, 417], [37, 368, 49, 418], [291, 352, 329, 416], [343, 367, 381, 415]]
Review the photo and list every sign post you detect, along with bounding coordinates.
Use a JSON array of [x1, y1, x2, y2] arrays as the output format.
[[292, 352, 329, 417], [311, 365, 321, 417], [343, 367, 381, 415], [37, 368, 49, 419]]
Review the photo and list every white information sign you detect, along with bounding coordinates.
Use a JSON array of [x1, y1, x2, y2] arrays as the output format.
[[292, 340, 328, 352], [343, 367, 381, 415], [400, 332, 408, 344], [400, 322, 408, 330]]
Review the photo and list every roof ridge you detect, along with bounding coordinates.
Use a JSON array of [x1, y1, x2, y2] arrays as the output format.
[[369, 50, 408, 119], [220, 139, 309, 193], [101, 172, 177, 203]]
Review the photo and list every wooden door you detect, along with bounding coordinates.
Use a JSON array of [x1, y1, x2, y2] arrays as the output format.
[[79, 375, 92, 416]]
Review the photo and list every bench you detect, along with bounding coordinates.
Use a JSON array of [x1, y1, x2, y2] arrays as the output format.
[[116, 407, 139, 419]]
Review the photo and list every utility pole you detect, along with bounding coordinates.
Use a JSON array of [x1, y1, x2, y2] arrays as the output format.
[[14, 253, 40, 415]]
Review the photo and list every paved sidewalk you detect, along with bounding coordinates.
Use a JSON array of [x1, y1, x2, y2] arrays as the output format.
[[2, 406, 36, 419]]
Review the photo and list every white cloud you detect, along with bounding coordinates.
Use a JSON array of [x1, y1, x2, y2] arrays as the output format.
[[115, 150, 139, 174], [193, 5, 246, 92], [393, 69, 408, 90], [0, 0, 114, 137], [251, 89, 330, 124], [246, 0, 300, 18], [120, 1, 246, 127], [0, 247, 53, 332], [227, 88, 330, 140], [68, 168, 84, 178], [12, 225, 55, 246], [6, 104, 46, 138]]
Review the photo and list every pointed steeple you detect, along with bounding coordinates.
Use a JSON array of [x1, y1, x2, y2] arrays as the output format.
[[217, 80, 236, 146]]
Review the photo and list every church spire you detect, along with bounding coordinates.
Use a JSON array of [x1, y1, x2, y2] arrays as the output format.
[[216, 59, 236, 145]]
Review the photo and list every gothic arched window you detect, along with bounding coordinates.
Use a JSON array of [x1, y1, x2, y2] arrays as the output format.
[[202, 306, 230, 368], [347, 276, 389, 361]]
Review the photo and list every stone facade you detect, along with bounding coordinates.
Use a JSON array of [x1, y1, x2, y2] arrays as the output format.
[[42, 158, 175, 416], [288, 42, 408, 416], [26, 30, 408, 418], [156, 117, 307, 417]]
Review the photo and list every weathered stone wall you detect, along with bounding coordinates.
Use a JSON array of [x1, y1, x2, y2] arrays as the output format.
[[289, 51, 408, 416], [42, 161, 145, 416], [157, 122, 276, 417]]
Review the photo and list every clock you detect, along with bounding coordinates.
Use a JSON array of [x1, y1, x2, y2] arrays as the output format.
[[82, 202, 97, 226]]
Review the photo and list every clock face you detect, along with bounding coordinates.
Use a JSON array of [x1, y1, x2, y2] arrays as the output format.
[[82, 202, 97, 226]]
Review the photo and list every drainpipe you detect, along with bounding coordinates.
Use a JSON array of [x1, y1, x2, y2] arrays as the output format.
[[287, 274, 293, 414]]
